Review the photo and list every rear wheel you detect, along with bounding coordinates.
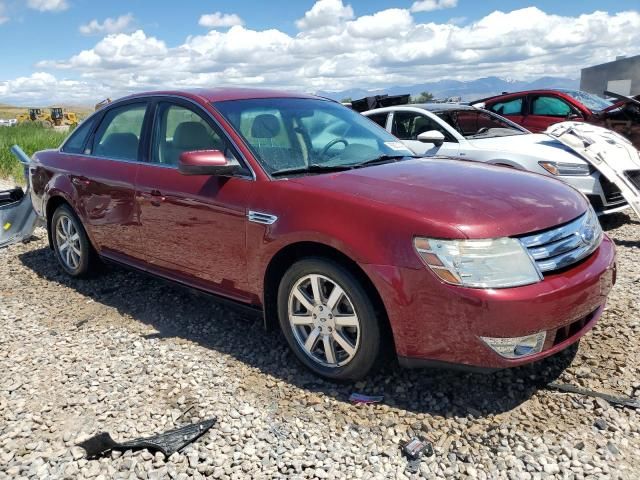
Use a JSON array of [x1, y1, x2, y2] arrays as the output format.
[[51, 204, 96, 277], [278, 258, 382, 381]]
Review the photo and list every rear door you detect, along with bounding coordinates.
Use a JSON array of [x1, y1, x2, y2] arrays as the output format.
[[73, 101, 149, 262], [522, 94, 581, 132], [390, 110, 459, 156], [485, 96, 525, 125], [135, 98, 254, 300]]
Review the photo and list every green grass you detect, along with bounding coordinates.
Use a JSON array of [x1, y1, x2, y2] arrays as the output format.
[[0, 123, 69, 182]]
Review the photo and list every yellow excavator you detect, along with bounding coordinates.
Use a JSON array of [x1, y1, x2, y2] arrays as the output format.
[[17, 108, 51, 127], [17, 107, 78, 128], [50, 107, 78, 127]]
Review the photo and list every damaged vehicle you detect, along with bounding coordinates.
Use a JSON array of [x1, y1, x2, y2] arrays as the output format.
[[471, 89, 640, 149], [25, 88, 616, 380], [363, 103, 630, 215], [0, 146, 41, 248]]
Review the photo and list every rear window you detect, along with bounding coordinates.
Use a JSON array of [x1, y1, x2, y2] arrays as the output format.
[[61, 117, 97, 154]]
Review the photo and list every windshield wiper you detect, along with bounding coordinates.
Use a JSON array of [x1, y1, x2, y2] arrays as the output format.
[[270, 163, 355, 177], [352, 154, 417, 168]]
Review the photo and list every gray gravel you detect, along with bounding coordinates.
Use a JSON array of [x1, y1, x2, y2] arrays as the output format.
[[0, 211, 639, 479]]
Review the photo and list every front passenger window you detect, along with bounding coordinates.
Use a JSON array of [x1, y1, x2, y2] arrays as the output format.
[[152, 104, 229, 166], [92, 103, 147, 161], [531, 96, 572, 117]]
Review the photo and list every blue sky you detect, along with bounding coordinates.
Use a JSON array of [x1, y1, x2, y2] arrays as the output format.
[[0, 0, 638, 104]]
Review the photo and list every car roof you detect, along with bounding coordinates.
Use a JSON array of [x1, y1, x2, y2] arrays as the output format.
[[123, 87, 320, 103], [409, 103, 475, 112]]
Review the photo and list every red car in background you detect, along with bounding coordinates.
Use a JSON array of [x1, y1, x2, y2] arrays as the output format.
[[473, 89, 640, 149], [28, 88, 616, 380]]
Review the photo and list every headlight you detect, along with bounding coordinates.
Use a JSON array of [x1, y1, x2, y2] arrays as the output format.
[[539, 161, 591, 176], [414, 237, 542, 288]]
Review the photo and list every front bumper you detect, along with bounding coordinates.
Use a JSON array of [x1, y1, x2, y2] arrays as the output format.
[[560, 172, 628, 215], [363, 235, 616, 370]]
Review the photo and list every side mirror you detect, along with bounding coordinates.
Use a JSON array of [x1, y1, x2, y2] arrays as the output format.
[[417, 130, 445, 147], [178, 150, 239, 176]]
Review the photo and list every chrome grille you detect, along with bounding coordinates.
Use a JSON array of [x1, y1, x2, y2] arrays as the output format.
[[518, 209, 603, 274]]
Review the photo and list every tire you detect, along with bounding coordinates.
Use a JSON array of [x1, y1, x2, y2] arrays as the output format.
[[277, 257, 382, 381], [51, 204, 96, 277]]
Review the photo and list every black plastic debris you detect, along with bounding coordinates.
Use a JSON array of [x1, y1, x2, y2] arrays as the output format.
[[547, 382, 640, 409], [77, 418, 216, 459], [401, 436, 434, 474], [349, 393, 384, 404]]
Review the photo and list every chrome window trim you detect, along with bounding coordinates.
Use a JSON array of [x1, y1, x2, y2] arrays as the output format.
[[59, 93, 257, 181]]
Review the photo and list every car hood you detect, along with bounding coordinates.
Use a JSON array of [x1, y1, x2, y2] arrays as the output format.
[[467, 133, 588, 164], [288, 158, 587, 239]]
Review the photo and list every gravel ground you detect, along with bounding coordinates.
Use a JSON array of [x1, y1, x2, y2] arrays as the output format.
[[0, 209, 639, 479]]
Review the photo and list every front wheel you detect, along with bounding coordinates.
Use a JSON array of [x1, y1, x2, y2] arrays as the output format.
[[277, 258, 382, 381]]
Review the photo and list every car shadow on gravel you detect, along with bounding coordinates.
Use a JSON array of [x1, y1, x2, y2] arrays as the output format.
[[600, 212, 639, 231], [20, 246, 578, 419]]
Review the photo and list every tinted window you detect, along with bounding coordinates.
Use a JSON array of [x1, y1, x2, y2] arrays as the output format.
[[391, 111, 452, 141], [436, 110, 524, 138], [151, 103, 234, 166], [62, 117, 97, 154], [92, 103, 147, 161], [489, 98, 523, 116], [531, 96, 572, 117], [367, 113, 388, 128]]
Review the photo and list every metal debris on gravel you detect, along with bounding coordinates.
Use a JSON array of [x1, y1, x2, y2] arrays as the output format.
[[0, 211, 639, 479]]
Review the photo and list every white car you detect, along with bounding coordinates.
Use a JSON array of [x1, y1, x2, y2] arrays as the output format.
[[363, 104, 628, 215]]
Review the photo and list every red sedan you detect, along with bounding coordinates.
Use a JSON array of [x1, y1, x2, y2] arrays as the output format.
[[473, 89, 640, 148], [29, 88, 616, 380]]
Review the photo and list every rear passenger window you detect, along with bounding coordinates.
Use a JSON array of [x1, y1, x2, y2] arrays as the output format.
[[489, 98, 523, 116], [92, 103, 147, 161], [62, 117, 97, 154]]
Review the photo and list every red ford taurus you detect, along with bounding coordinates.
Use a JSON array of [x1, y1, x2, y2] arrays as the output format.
[[28, 88, 616, 380]]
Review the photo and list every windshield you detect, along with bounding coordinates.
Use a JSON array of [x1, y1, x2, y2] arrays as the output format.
[[213, 97, 413, 175], [436, 109, 526, 139], [558, 89, 612, 112]]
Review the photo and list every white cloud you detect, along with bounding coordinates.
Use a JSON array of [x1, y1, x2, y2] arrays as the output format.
[[199, 12, 244, 28], [27, 0, 68, 12], [347, 9, 413, 39], [3, 2, 640, 104], [296, 0, 354, 30], [411, 0, 457, 13], [79, 14, 134, 35]]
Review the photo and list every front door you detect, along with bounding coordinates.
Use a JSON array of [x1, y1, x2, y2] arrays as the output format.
[[522, 94, 579, 132], [390, 111, 459, 156], [135, 100, 253, 300]]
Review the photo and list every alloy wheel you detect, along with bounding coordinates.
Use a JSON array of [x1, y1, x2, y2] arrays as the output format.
[[55, 214, 82, 270], [287, 274, 361, 368]]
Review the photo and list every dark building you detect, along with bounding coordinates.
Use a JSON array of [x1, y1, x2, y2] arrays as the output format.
[[580, 54, 640, 97]]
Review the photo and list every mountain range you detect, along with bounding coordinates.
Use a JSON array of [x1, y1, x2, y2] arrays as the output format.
[[316, 76, 579, 102]]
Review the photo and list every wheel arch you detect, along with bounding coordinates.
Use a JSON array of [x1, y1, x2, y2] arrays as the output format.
[[262, 241, 395, 352], [45, 195, 71, 250]]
